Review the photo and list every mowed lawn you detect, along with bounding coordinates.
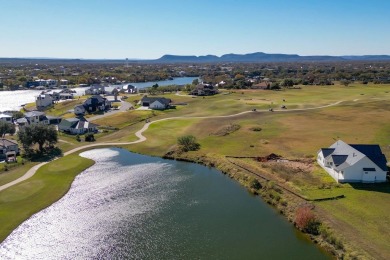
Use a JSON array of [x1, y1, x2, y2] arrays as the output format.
[[0, 154, 94, 242], [127, 84, 390, 257], [305, 184, 390, 259]]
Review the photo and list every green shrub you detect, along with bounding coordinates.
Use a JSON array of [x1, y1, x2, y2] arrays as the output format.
[[84, 133, 95, 142], [177, 135, 200, 152], [249, 178, 262, 190]]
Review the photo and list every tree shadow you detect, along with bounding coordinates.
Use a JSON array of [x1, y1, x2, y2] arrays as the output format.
[[28, 147, 64, 162]]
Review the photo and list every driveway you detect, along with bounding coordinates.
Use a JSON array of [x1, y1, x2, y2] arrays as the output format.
[[88, 100, 133, 121]]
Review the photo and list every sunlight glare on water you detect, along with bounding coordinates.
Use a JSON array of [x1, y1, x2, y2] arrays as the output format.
[[0, 149, 182, 259]]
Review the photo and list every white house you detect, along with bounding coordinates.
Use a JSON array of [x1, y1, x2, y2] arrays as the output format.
[[317, 140, 388, 183], [149, 100, 167, 110], [0, 113, 12, 123], [35, 94, 53, 110]]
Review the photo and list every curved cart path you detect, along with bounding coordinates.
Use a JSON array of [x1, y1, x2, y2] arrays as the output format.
[[0, 100, 343, 192]]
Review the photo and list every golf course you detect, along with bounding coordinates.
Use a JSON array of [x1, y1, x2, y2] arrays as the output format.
[[1, 83, 390, 259]]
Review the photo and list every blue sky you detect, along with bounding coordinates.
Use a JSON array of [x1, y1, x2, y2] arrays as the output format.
[[1, 0, 390, 59]]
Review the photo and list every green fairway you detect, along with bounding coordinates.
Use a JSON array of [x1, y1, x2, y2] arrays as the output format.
[[0, 154, 94, 242]]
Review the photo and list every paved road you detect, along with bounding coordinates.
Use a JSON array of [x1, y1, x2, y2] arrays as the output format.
[[0, 100, 343, 192]]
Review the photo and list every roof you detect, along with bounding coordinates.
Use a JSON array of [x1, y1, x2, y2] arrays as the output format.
[[74, 105, 85, 110], [350, 144, 388, 171], [331, 155, 348, 166], [67, 117, 82, 122], [58, 118, 78, 129], [322, 140, 388, 171], [89, 85, 105, 90], [24, 111, 45, 118], [37, 94, 50, 98], [16, 118, 28, 124], [84, 95, 107, 106], [0, 138, 18, 148], [0, 113, 12, 118], [141, 96, 171, 106], [46, 115, 61, 120], [59, 117, 96, 130], [320, 148, 335, 158]]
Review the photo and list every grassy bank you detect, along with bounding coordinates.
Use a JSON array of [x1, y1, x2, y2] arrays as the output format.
[[0, 153, 94, 242], [0, 162, 39, 186]]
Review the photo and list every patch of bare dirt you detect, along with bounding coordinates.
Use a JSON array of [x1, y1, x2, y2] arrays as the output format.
[[210, 124, 241, 136]]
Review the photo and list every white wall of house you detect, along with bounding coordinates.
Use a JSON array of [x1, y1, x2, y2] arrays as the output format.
[[28, 116, 48, 125], [149, 100, 166, 110], [342, 157, 387, 183], [70, 128, 84, 135], [36, 95, 53, 109]]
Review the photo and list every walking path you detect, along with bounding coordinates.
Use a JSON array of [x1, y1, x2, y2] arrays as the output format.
[[0, 100, 343, 192]]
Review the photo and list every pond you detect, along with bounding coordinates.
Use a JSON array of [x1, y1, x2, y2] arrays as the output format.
[[0, 148, 330, 259]]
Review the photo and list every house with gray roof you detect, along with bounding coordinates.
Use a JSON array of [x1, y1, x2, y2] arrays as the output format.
[[317, 140, 388, 183], [24, 111, 49, 125], [85, 85, 105, 95], [0, 138, 19, 162], [35, 94, 53, 110], [190, 83, 218, 96], [0, 113, 12, 123], [140, 96, 171, 110], [58, 117, 98, 135], [83, 95, 111, 113]]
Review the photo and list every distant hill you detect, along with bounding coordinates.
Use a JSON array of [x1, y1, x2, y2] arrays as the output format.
[[155, 52, 390, 63], [1, 52, 390, 64]]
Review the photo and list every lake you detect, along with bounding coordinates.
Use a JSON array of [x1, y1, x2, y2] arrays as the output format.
[[0, 77, 197, 111], [0, 148, 329, 259]]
